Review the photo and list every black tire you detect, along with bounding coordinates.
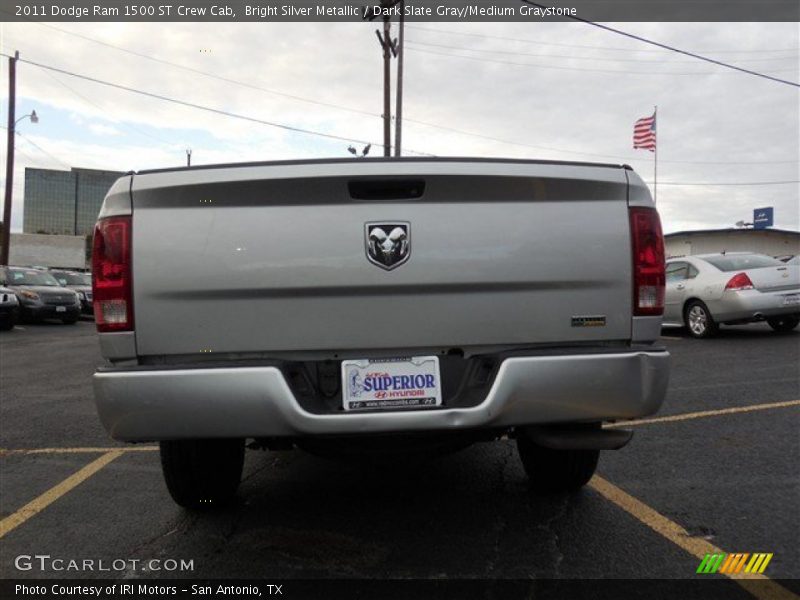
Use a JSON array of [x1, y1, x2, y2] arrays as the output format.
[[516, 432, 599, 493], [160, 439, 245, 509], [767, 316, 799, 332], [684, 300, 718, 339], [0, 319, 14, 331]]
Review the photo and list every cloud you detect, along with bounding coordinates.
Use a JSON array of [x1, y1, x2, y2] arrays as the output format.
[[0, 21, 797, 233], [88, 123, 121, 136]]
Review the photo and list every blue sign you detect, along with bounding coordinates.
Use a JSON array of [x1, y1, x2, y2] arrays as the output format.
[[754, 207, 774, 229]]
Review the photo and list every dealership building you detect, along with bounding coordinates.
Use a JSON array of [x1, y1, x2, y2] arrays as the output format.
[[23, 167, 125, 236], [665, 228, 800, 259]]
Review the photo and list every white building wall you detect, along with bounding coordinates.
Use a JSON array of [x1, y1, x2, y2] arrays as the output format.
[[665, 230, 800, 259], [8, 233, 86, 269]]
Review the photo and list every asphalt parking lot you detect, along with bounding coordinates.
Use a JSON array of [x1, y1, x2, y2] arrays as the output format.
[[0, 320, 798, 596]]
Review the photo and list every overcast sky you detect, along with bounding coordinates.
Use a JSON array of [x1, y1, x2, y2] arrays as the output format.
[[0, 20, 798, 233]]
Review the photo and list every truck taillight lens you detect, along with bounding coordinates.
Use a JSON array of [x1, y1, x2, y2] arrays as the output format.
[[725, 272, 754, 291], [629, 207, 665, 316], [92, 216, 133, 332]]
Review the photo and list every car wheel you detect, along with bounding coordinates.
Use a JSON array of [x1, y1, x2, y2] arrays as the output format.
[[684, 300, 718, 338], [160, 439, 245, 509], [0, 319, 13, 331], [767, 316, 799, 332], [516, 432, 599, 493]]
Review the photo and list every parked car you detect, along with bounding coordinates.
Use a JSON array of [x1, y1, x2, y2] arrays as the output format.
[[92, 158, 670, 509], [50, 270, 93, 316], [664, 253, 800, 338], [785, 255, 800, 266], [0, 286, 20, 331], [0, 266, 82, 324]]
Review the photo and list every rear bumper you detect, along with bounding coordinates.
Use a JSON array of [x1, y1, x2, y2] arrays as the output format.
[[22, 303, 81, 320], [94, 349, 670, 441], [710, 289, 800, 323]]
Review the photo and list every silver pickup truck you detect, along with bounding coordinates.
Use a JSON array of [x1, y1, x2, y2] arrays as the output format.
[[91, 158, 669, 508]]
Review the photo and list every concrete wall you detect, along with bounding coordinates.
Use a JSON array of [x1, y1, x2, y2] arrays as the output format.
[[8, 233, 86, 269], [665, 229, 800, 259]]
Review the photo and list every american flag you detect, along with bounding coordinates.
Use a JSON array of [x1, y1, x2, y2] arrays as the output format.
[[633, 112, 657, 152]]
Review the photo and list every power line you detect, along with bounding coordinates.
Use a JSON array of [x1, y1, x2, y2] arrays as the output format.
[[41, 69, 175, 146], [17, 20, 381, 120], [519, 1, 800, 88], [404, 44, 799, 76], [407, 24, 800, 55], [14, 132, 72, 169], [406, 38, 799, 65], [12, 21, 794, 166], [1, 53, 434, 156], [645, 180, 800, 187], [402, 117, 799, 166]]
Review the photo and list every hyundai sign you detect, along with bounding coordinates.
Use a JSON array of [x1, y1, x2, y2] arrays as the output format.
[[754, 207, 774, 230]]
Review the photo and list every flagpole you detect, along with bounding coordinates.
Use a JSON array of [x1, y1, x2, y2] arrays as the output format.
[[653, 105, 658, 204]]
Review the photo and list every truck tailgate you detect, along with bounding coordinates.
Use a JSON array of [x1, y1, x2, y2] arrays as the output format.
[[130, 161, 633, 356]]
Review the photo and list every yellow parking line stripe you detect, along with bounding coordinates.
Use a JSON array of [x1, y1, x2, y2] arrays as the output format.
[[589, 476, 797, 600], [605, 399, 800, 429], [0, 446, 158, 456], [0, 450, 124, 539]]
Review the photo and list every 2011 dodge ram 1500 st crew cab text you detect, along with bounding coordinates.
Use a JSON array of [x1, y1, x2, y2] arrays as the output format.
[[91, 158, 669, 509]]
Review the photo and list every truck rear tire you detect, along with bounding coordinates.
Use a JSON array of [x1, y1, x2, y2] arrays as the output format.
[[160, 439, 245, 509], [516, 433, 599, 493]]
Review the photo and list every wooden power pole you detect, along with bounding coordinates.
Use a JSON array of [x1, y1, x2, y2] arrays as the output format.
[[394, 0, 405, 157], [1, 52, 17, 266]]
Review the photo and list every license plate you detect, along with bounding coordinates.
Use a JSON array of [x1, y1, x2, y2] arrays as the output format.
[[783, 294, 800, 306], [55, 306, 66, 313], [341, 356, 442, 411]]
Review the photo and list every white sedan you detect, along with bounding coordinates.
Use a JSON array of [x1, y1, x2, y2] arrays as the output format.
[[663, 253, 800, 338]]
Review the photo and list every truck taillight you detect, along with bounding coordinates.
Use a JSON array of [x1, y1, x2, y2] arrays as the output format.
[[629, 206, 665, 316], [725, 272, 754, 291], [92, 216, 133, 332]]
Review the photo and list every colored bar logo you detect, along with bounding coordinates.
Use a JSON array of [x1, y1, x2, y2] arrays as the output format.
[[696, 553, 773, 574]]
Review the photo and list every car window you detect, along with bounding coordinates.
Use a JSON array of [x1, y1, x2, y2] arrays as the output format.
[[52, 272, 87, 285], [666, 262, 688, 282], [7, 269, 61, 286], [687, 265, 699, 279], [703, 254, 783, 272]]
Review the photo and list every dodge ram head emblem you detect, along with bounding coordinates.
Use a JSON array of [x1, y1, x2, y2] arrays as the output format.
[[365, 222, 410, 270]]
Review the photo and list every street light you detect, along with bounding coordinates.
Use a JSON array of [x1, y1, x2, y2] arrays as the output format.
[[16, 110, 38, 126], [1, 109, 38, 265]]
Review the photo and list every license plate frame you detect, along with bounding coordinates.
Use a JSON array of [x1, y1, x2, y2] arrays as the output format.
[[55, 306, 67, 313], [782, 294, 800, 306], [341, 356, 443, 412]]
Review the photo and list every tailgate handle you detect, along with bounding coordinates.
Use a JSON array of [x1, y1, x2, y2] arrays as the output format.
[[348, 179, 425, 200]]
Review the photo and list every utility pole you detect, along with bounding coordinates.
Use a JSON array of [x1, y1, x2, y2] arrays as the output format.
[[367, 1, 399, 157], [375, 19, 396, 156], [394, 0, 405, 157], [186, 148, 192, 167], [1, 51, 17, 265]]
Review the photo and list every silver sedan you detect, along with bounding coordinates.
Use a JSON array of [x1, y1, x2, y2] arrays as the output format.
[[663, 253, 800, 338]]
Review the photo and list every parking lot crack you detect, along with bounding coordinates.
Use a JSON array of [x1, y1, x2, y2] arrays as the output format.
[[485, 442, 514, 578], [534, 496, 569, 578]]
